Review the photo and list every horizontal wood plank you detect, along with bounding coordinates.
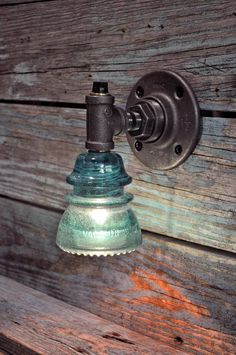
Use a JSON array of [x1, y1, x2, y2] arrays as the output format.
[[0, 103, 235, 251], [0, 0, 235, 109], [0, 275, 177, 355], [0, 196, 235, 354]]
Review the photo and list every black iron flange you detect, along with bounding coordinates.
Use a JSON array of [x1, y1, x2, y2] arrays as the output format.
[[126, 70, 200, 170]]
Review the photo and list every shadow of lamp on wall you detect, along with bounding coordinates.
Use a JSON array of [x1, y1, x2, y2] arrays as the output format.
[[56, 70, 200, 256]]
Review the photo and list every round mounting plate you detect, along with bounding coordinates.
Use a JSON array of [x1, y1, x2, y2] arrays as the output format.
[[126, 70, 200, 170]]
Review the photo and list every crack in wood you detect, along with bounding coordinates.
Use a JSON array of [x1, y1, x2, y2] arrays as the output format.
[[46, 336, 90, 354], [102, 333, 135, 345]]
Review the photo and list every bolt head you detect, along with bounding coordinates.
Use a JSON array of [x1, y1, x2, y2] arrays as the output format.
[[135, 141, 143, 151]]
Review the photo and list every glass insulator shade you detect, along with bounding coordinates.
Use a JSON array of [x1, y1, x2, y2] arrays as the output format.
[[56, 152, 142, 256]]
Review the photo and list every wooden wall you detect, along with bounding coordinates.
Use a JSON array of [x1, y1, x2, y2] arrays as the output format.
[[0, 0, 235, 354]]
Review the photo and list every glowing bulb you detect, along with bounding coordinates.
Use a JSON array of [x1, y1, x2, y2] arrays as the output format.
[[91, 208, 109, 225]]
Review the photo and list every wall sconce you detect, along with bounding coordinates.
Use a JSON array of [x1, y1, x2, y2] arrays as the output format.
[[56, 70, 200, 256]]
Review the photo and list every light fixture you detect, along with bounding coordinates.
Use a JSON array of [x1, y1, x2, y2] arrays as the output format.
[[56, 70, 200, 256]]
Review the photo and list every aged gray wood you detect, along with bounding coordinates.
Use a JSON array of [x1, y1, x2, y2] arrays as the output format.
[[0, 103, 235, 251], [0, 275, 178, 355], [0, 0, 235, 109], [0, 196, 235, 354]]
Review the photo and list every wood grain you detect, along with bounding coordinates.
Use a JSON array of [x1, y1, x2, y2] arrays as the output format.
[[0, 275, 179, 355], [0, 0, 235, 109], [0, 103, 235, 251], [0, 196, 235, 354], [0, 350, 11, 355]]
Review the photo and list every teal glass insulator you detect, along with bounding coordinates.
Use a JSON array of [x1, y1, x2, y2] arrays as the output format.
[[56, 152, 142, 256]]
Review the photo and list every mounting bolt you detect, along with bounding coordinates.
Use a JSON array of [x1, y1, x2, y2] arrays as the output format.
[[175, 144, 182, 155], [136, 86, 144, 98], [135, 141, 143, 151]]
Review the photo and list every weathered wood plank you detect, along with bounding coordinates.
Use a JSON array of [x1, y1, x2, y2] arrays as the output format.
[[0, 104, 235, 251], [0, 275, 177, 355], [0, 350, 11, 355], [0, 0, 235, 109], [0, 196, 235, 354]]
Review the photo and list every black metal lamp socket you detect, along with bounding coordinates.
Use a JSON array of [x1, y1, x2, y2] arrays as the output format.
[[85, 82, 115, 151]]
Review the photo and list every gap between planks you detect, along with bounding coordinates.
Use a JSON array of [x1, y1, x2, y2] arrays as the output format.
[[0, 0, 57, 7], [0, 98, 235, 118]]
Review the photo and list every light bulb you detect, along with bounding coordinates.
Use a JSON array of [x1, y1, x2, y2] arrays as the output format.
[[56, 152, 142, 256]]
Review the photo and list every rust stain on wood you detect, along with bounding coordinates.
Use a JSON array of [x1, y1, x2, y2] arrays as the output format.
[[0, 275, 177, 355], [128, 271, 210, 317]]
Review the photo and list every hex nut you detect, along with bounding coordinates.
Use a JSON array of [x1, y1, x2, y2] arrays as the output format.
[[129, 100, 156, 141]]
